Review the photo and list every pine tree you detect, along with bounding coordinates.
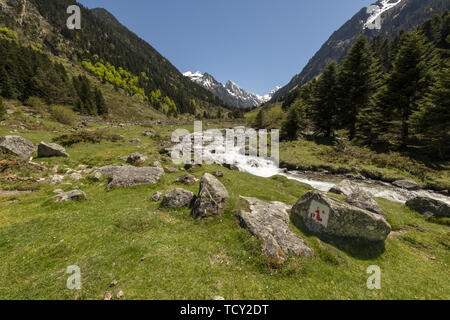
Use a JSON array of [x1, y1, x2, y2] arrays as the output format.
[[373, 32, 434, 146], [94, 88, 107, 115], [311, 61, 339, 138], [0, 95, 5, 121], [337, 36, 380, 140], [411, 60, 450, 159], [281, 105, 301, 141], [254, 110, 265, 129]]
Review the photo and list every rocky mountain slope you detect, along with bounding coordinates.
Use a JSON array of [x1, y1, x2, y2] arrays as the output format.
[[273, 0, 450, 100], [184, 71, 280, 109]]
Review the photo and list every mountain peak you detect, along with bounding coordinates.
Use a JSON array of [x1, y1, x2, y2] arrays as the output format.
[[184, 71, 279, 109]]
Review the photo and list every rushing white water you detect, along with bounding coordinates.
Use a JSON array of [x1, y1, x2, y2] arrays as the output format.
[[178, 130, 450, 205]]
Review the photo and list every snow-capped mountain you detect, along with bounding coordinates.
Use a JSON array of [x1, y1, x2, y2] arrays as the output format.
[[183, 71, 280, 109], [273, 0, 449, 100]]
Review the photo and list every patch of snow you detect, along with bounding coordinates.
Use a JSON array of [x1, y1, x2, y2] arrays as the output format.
[[364, 0, 403, 29]]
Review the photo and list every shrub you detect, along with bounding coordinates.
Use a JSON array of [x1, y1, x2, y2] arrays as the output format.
[[25, 96, 46, 113], [0, 27, 18, 39], [52, 130, 123, 147], [50, 105, 77, 125]]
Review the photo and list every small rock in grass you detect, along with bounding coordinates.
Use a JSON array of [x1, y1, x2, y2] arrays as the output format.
[[70, 173, 82, 181], [104, 292, 113, 300], [127, 152, 148, 165], [54, 190, 87, 202], [110, 280, 118, 287], [175, 174, 198, 185], [214, 170, 224, 178], [165, 167, 178, 173], [116, 291, 124, 299], [151, 192, 163, 202]]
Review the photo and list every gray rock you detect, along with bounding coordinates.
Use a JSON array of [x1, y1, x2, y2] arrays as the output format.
[[37, 142, 69, 158], [129, 138, 141, 143], [175, 174, 198, 185], [329, 179, 359, 196], [50, 175, 64, 185], [406, 197, 450, 218], [193, 173, 229, 219], [165, 167, 178, 173], [239, 197, 313, 265], [104, 166, 165, 189], [126, 152, 148, 165], [151, 192, 163, 202], [92, 171, 103, 181], [70, 173, 82, 181], [162, 188, 195, 208], [346, 192, 386, 218], [142, 130, 154, 137], [153, 161, 163, 169], [214, 170, 224, 178], [292, 191, 391, 242], [0, 136, 36, 158], [393, 179, 420, 190], [223, 163, 239, 171], [54, 190, 87, 202]]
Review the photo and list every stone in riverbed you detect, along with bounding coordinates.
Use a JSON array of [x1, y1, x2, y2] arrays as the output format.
[[292, 191, 391, 242], [329, 179, 359, 196], [37, 142, 69, 158], [0, 136, 36, 158], [100, 166, 164, 189], [392, 179, 420, 190], [406, 197, 450, 218], [193, 173, 229, 219], [239, 197, 313, 265], [162, 188, 195, 208]]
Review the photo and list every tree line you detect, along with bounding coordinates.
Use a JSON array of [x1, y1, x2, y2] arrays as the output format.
[[0, 38, 107, 116], [279, 12, 449, 159]]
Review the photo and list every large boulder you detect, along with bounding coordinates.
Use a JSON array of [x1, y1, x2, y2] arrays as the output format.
[[292, 191, 391, 242], [102, 166, 164, 189], [162, 188, 195, 208], [406, 197, 450, 218], [0, 136, 36, 158], [393, 179, 420, 190], [239, 197, 313, 265], [126, 152, 148, 165], [329, 179, 359, 196], [346, 192, 386, 218], [175, 174, 198, 185], [37, 142, 69, 158], [54, 190, 87, 202], [193, 173, 229, 219]]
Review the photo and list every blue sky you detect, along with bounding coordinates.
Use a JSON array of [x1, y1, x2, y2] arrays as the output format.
[[78, 0, 374, 95]]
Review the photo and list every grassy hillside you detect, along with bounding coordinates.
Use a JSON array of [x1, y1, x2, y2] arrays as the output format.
[[0, 107, 449, 300]]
